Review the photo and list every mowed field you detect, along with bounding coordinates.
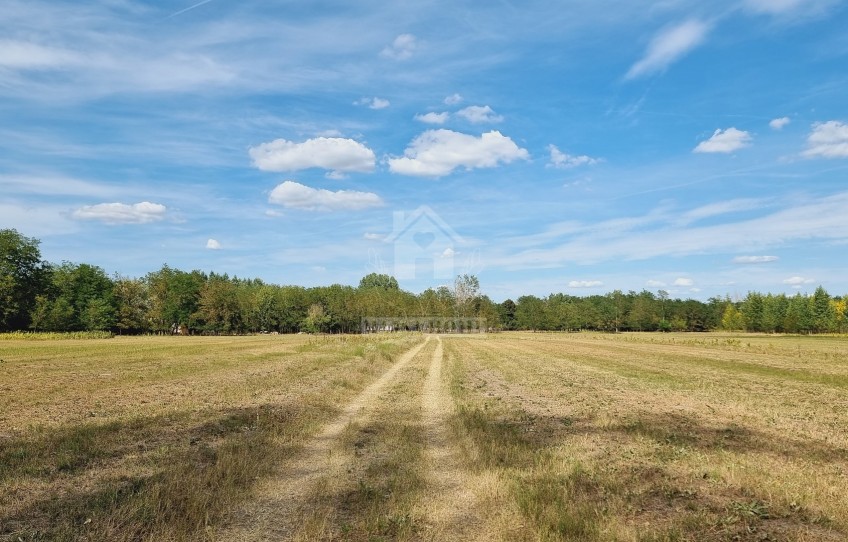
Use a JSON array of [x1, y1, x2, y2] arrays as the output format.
[[1, 333, 846, 541]]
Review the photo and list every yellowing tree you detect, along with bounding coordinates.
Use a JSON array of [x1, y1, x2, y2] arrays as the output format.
[[721, 304, 744, 331]]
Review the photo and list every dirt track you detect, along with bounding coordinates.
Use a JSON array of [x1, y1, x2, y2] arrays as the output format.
[[216, 337, 447, 541]]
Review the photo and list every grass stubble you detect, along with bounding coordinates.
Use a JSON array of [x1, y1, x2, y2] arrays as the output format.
[[0, 334, 419, 541], [1, 331, 846, 541], [445, 332, 848, 541]]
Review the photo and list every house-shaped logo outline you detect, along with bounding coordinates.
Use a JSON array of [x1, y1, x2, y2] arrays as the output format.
[[384, 205, 464, 280]]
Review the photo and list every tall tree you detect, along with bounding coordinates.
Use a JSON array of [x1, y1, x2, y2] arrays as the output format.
[[0, 229, 49, 330], [358, 273, 399, 291]]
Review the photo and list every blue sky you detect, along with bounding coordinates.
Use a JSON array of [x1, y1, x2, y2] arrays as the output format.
[[2, 0, 847, 301]]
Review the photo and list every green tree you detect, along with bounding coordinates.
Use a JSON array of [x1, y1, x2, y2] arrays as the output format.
[[303, 303, 330, 333], [1, 229, 49, 330], [113, 277, 148, 334], [358, 273, 399, 290], [515, 295, 545, 331], [196, 275, 242, 334], [810, 286, 835, 333]]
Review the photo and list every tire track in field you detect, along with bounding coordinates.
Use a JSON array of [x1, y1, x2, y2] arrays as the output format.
[[219, 337, 430, 541], [419, 336, 487, 541]]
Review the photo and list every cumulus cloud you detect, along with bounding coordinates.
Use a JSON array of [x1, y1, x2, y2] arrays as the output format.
[[444, 93, 463, 105], [456, 105, 503, 124], [388, 129, 529, 177], [568, 280, 603, 288], [673, 277, 694, 287], [356, 97, 390, 110], [694, 128, 752, 153], [626, 20, 710, 79], [72, 202, 167, 224], [249, 137, 376, 174], [415, 112, 450, 124], [206, 238, 222, 250], [548, 145, 599, 168], [380, 34, 417, 60], [441, 247, 457, 258], [268, 181, 383, 211], [733, 255, 779, 264], [770, 117, 791, 130], [783, 276, 815, 287], [802, 121, 848, 158]]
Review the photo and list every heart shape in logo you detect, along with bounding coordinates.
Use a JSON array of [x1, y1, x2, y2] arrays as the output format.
[[413, 231, 435, 249]]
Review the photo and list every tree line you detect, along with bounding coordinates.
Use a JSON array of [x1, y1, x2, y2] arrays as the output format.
[[1, 229, 845, 334]]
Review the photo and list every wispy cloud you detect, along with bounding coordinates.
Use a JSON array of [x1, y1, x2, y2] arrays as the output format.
[[548, 145, 599, 169], [444, 93, 463, 105], [380, 34, 417, 60], [166, 0, 215, 19], [72, 202, 167, 224], [491, 192, 848, 269], [569, 280, 603, 288], [456, 105, 503, 124], [356, 97, 390, 110], [733, 255, 779, 264], [626, 20, 710, 79], [783, 275, 815, 286]]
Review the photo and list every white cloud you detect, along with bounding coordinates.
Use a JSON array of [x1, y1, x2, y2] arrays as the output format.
[[548, 144, 599, 169], [802, 121, 848, 158], [568, 280, 603, 288], [72, 202, 167, 224], [626, 20, 710, 79], [268, 181, 383, 212], [673, 277, 694, 287], [733, 255, 779, 264], [415, 112, 450, 124], [249, 137, 376, 174], [456, 105, 503, 124], [0, 39, 80, 69], [388, 129, 529, 177], [364, 232, 383, 241], [694, 128, 752, 153], [492, 192, 848, 270], [356, 97, 390, 110], [380, 34, 417, 60], [444, 93, 463, 105], [769, 117, 791, 130], [206, 238, 222, 250], [678, 198, 764, 225], [646, 280, 666, 287], [783, 276, 815, 286]]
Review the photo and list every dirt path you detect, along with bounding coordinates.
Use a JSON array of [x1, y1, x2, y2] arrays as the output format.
[[218, 337, 430, 541], [417, 336, 484, 540]]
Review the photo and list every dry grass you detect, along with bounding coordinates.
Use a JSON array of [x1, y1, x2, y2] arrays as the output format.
[[3, 331, 846, 541], [444, 331, 848, 541], [0, 334, 419, 541]]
